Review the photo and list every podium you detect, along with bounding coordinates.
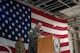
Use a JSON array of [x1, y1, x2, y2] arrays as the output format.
[[37, 36, 60, 53]]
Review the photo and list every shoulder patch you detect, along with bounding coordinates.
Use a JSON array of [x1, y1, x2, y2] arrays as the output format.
[[29, 29, 33, 33]]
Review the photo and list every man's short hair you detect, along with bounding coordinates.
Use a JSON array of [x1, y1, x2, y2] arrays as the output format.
[[36, 22, 42, 25], [18, 36, 22, 40]]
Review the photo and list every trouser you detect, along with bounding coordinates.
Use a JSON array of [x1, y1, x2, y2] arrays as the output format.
[[28, 43, 37, 53]]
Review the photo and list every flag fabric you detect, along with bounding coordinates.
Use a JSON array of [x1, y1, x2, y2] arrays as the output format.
[[0, 0, 70, 53], [31, 9, 70, 53], [0, 0, 31, 53]]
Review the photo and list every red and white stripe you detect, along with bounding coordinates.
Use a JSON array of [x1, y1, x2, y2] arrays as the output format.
[[31, 8, 70, 53], [0, 8, 70, 53], [0, 37, 28, 53]]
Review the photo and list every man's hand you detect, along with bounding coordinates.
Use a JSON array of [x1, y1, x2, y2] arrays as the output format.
[[22, 52, 24, 53], [39, 35, 45, 38], [22, 51, 25, 53]]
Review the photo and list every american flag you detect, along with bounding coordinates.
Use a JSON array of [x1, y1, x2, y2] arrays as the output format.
[[31, 9, 70, 53], [0, 0, 31, 53], [0, 0, 70, 53]]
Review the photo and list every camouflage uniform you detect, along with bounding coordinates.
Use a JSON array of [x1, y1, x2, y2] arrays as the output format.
[[28, 28, 40, 53], [15, 41, 25, 53]]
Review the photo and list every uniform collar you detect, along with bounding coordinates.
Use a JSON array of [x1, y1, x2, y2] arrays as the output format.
[[34, 27, 39, 32]]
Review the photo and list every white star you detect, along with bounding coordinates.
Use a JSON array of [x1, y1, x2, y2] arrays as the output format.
[[2, 14, 5, 18], [5, 29, 8, 32], [22, 14, 25, 17], [28, 31, 29, 34], [16, 4, 19, 7], [6, 11, 9, 15], [10, 9, 13, 12], [19, 16, 22, 20], [2, 5, 6, 9], [8, 35, 11, 38], [13, 14, 16, 17], [18, 25, 21, 28], [12, 31, 15, 35], [27, 39, 29, 42], [28, 16, 30, 19], [22, 30, 24, 33], [4, 0, 6, 1], [22, 22, 24, 25], [25, 18, 27, 22], [19, 9, 22, 12], [6, 3, 9, 6], [28, 23, 30, 27], [24, 34, 27, 38], [0, 18, 1, 20], [24, 26, 27, 30], [12, 23, 15, 26], [15, 36, 18, 40], [15, 28, 18, 32], [13, 6, 16, 10], [22, 6, 25, 9], [5, 20, 8, 24], [0, 0, 2, 3], [9, 17, 12, 21], [25, 11, 27, 14], [0, 27, 2, 30], [10, 1, 13, 4], [15, 20, 18, 23], [28, 8, 30, 12], [9, 26, 12, 29], [2, 23, 5, 27], [22, 38, 24, 41], [2, 32, 5, 36], [16, 11, 19, 15], [18, 33, 21, 36], [0, 8, 2, 12]]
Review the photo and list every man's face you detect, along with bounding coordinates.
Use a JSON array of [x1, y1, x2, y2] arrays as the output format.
[[19, 37, 22, 41], [36, 24, 41, 30]]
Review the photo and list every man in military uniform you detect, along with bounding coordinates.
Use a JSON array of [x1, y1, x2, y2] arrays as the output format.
[[15, 36, 25, 53], [28, 22, 42, 53]]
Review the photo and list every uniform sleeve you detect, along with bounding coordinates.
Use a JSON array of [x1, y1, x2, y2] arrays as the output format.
[[22, 43, 25, 52], [28, 29, 39, 40], [15, 42, 20, 51]]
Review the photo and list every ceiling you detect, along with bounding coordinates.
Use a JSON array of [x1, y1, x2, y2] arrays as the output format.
[[19, 0, 77, 15], [28, 0, 76, 13], [16, 0, 80, 31]]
